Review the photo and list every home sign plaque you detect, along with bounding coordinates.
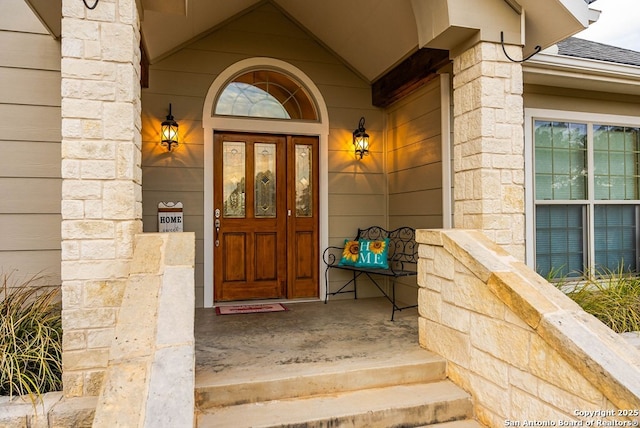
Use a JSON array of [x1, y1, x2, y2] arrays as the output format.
[[158, 202, 183, 232]]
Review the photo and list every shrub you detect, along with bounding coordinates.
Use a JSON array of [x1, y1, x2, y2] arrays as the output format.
[[0, 272, 62, 398], [553, 267, 640, 334]]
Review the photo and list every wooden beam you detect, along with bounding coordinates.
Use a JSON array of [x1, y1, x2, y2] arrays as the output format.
[[372, 48, 450, 108]]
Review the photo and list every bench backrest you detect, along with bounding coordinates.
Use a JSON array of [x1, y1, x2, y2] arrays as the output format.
[[355, 226, 417, 268]]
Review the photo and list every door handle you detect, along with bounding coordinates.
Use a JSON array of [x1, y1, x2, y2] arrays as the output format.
[[215, 219, 220, 247]]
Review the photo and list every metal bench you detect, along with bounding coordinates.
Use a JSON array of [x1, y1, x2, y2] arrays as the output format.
[[322, 226, 418, 320]]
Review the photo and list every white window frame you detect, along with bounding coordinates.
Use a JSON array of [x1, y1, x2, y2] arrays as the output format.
[[525, 108, 640, 274]]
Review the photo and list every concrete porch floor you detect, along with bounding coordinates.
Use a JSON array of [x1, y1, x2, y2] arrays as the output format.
[[194, 297, 426, 388]]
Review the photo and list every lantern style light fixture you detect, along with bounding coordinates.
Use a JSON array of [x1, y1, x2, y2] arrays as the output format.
[[161, 103, 179, 152], [353, 116, 369, 159]]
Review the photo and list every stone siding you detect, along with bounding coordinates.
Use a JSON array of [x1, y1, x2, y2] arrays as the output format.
[[417, 229, 640, 428], [60, 0, 142, 398], [93, 232, 195, 428], [452, 42, 525, 260], [0, 233, 195, 428]]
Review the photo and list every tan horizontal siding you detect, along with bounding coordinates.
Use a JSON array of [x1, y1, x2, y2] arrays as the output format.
[[0, 141, 61, 177], [0, 178, 61, 213], [0, 214, 61, 251], [388, 215, 443, 230], [146, 69, 213, 98], [189, 28, 338, 65], [1, 250, 61, 285], [328, 194, 385, 216], [0, 104, 60, 142], [385, 77, 444, 309], [388, 163, 443, 194], [389, 190, 442, 216], [387, 84, 441, 127], [388, 135, 442, 172], [328, 172, 386, 195], [0, 31, 60, 70], [0, 67, 61, 106], [0, 9, 61, 283], [194, 263, 204, 308], [327, 216, 387, 242], [223, 6, 322, 40], [142, 166, 205, 192]]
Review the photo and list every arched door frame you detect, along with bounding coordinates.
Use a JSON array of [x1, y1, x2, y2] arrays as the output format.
[[202, 58, 330, 308]]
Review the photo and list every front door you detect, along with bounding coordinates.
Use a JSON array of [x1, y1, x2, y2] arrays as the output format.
[[213, 132, 319, 301]]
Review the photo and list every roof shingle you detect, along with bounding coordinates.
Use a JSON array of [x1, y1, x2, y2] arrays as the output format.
[[557, 37, 640, 67]]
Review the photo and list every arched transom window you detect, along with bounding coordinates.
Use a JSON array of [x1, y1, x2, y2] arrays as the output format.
[[214, 69, 318, 120]]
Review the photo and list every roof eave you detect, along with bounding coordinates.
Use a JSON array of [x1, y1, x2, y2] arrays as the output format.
[[524, 52, 640, 96], [519, 0, 601, 57]]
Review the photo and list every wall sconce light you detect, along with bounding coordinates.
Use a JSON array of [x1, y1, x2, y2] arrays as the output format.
[[161, 103, 179, 151], [353, 117, 369, 159]]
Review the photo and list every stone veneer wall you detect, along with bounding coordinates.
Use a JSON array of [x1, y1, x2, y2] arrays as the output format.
[[60, 0, 143, 398], [417, 229, 640, 428], [93, 232, 195, 427], [452, 42, 525, 261], [0, 233, 195, 428]]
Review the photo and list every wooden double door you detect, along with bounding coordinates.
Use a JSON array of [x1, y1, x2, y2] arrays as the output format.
[[213, 132, 319, 301]]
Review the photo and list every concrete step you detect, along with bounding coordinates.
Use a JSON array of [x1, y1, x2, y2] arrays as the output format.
[[196, 379, 473, 428], [195, 348, 447, 409], [425, 420, 485, 428]]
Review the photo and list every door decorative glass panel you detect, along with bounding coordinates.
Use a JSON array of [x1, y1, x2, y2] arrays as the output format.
[[295, 145, 312, 217], [223, 142, 245, 218], [255, 143, 276, 218]]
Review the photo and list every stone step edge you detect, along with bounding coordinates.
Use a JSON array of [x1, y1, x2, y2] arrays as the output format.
[[196, 380, 473, 428], [419, 419, 484, 428], [196, 358, 446, 409]]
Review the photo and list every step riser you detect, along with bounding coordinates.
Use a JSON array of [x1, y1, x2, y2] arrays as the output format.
[[198, 396, 473, 428], [271, 400, 472, 428], [196, 361, 446, 409]]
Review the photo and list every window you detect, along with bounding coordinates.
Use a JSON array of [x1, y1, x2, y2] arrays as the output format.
[[531, 116, 640, 278], [215, 69, 318, 120]]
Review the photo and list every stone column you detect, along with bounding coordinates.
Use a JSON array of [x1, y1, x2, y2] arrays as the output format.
[[452, 41, 525, 261], [60, 0, 142, 397]]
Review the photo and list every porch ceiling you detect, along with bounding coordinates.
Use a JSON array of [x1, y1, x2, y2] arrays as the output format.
[[140, 0, 420, 82], [26, 0, 597, 84]]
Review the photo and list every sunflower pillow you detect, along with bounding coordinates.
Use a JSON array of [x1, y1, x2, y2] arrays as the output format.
[[338, 240, 360, 266], [355, 238, 390, 269]]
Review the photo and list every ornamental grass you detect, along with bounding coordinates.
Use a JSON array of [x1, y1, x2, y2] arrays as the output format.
[[0, 272, 62, 398], [553, 266, 640, 334]]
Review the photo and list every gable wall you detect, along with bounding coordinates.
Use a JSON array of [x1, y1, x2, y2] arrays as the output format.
[[141, 3, 384, 306], [0, 0, 61, 285]]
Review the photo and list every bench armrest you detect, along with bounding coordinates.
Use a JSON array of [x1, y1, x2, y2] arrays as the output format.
[[322, 246, 345, 267]]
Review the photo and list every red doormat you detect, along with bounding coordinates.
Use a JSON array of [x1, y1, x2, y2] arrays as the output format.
[[215, 303, 289, 315]]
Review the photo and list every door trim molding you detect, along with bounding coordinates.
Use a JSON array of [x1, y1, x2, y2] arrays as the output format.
[[202, 58, 329, 308]]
